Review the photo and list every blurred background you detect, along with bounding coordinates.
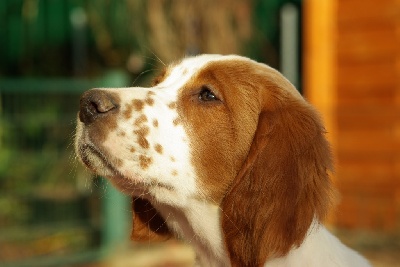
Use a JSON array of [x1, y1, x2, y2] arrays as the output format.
[[0, 0, 398, 266]]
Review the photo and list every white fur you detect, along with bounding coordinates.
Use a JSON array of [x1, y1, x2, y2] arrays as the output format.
[[266, 222, 371, 267], [154, 200, 230, 267]]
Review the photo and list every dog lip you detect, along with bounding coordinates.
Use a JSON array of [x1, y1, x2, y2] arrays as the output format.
[[77, 141, 175, 194], [78, 142, 148, 188], [79, 142, 123, 178]]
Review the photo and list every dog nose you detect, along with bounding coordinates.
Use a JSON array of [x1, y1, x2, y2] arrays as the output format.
[[79, 89, 118, 124]]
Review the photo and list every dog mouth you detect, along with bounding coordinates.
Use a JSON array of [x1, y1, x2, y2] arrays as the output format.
[[76, 140, 171, 195], [78, 142, 124, 179], [75, 127, 176, 197], [76, 141, 148, 194]]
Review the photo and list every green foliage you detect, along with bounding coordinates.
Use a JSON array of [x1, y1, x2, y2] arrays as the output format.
[[0, 91, 93, 227]]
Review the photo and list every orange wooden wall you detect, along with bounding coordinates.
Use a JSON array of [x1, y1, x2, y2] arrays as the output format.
[[304, 0, 400, 231]]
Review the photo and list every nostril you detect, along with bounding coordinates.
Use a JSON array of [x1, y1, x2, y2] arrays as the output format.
[[90, 96, 116, 114], [79, 89, 118, 124]]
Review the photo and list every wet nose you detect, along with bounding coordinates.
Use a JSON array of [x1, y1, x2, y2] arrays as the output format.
[[79, 89, 118, 124]]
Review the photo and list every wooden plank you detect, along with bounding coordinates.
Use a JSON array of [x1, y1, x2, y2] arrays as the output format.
[[338, 0, 397, 23], [338, 86, 396, 99], [337, 62, 397, 89], [337, 160, 397, 185], [337, 89, 396, 106], [337, 106, 398, 130], [303, 0, 337, 154], [337, 27, 397, 62], [337, 134, 396, 155], [303, 0, 338, 225], [335, 193, 397, 230]]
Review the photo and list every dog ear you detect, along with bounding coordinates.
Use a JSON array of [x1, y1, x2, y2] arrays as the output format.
[[131, 197, 173, 242], [221, 95, 336, 266]]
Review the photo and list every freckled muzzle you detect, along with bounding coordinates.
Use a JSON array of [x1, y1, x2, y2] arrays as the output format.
[[79, 89, 119, 125]]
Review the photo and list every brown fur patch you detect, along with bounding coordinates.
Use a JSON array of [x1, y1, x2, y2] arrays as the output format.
[[134, 126, 150, 137], [139, 155, 153, 169], [145, 97, 154, 106], [153, 119, 159, 128], [178, 60, 259, 201], [154, 144, 163, 154], [222, 105, 335, 266], [137, 136, 150, 149], [168, 102, 177, 109], [173, 118, 181, 126], [123, 104, 133, 119], [133, 99, 145, 111], [135, 126, 150, 149], [134, 114, 148, 126]]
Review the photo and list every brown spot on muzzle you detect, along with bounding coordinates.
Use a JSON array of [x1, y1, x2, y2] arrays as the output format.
[[154, 144, 163, 154], [153, 119, 159, 128], [168, 102, 177, 109], [139, 155, 153, 169], [133, 99, 145, 111], [137, 137, 150, 149], [135, 126, 150, 149], [135, 114, 148, 126], [123, 104, 133, 119], [145, 97, 154, 106]]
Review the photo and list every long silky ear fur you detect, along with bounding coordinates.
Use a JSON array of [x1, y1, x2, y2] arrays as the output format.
[[131, 197, 173, 242], [221, 97, 336, 266]]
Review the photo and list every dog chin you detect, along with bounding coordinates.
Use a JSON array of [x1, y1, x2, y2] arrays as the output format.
[[109, 177, 149, 196], [77, 143, 120, 178], [76, 141, 153, 196]]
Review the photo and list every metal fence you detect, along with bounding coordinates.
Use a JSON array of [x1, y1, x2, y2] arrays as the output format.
[[0, 72, 131, 267]]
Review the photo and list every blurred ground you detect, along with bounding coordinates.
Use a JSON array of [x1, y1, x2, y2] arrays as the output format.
[[363, 250, 400, 267], [336, 230, 400, 267], [83, 234, 400, 267], [95, 241, 195, 267]]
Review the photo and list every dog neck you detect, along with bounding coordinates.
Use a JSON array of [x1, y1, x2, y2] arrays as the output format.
[[152, 197, 230, 267]]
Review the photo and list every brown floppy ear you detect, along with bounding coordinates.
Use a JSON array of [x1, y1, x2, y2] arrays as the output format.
[[221, 94, 337, 266], [131, 197, 173, 242]]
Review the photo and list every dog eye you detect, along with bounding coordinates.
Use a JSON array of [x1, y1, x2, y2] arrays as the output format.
[[199, 86, 219, 102]]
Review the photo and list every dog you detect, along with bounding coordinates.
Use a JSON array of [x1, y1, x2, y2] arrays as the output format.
[[75, 54, 371, 266]]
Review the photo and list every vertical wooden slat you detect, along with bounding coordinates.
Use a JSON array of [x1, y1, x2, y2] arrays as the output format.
[[303, 0, 338, 224], [303, 0, 337, 147], [395, 0, 400, 223]]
